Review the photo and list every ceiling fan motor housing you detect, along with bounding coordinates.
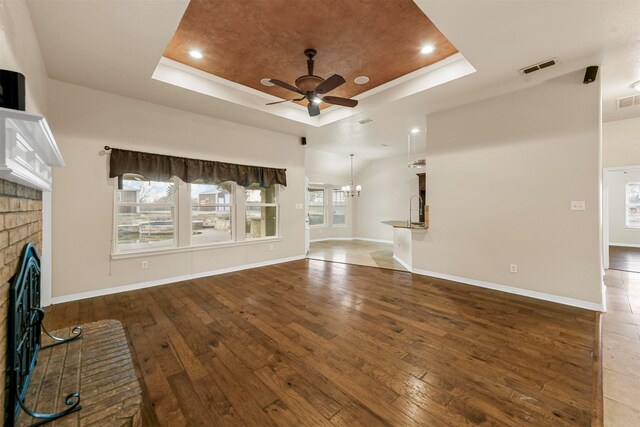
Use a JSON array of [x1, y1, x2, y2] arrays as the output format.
[[295, 75, 324, 92]]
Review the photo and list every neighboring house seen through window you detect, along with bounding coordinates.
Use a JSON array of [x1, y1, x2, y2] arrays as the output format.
[[114, 174, 279, 254], [115, 174, 177, 252]]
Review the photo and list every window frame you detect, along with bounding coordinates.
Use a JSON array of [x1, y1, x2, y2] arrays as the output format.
[[189, 181, 235, 247], [244, 184, 280, 240], [113, 175, 179, 255], [307, 186, 326, 227], [331, 187, 347, 227], [626, 182, 640, 229]]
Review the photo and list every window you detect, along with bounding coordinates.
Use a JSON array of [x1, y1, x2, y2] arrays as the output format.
[[626, 182, 640, 228], [332, 188, 347, 225], [308, 188, 325, 226], [245, 184, 278, 239], [191, 181, 233, 245], [115, 174, 177, 252]]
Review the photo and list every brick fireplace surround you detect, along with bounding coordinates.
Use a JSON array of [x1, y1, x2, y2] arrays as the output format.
[[0, 178, 43, 422]]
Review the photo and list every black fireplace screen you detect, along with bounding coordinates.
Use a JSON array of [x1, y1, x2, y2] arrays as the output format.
[[6, 243, 82, 426]]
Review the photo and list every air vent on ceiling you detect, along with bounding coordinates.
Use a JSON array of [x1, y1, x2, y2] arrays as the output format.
[[519, 59, 557, 76], [357, 118, 374, 125], [618, 95, 640, 109]]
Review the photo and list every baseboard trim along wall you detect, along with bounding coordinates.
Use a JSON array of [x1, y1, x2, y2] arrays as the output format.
[[609, 242, 640, 249], [410, 267, 605, 312], [51, 254, 307, 305], [310, 237, 393, 244], [392, 255, 412, 272]]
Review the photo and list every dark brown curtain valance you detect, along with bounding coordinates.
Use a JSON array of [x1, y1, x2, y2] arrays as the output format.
[[108, 148, 287, 188]]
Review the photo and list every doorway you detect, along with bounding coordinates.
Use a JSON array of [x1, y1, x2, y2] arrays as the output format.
[[603, 166, 640, 273]]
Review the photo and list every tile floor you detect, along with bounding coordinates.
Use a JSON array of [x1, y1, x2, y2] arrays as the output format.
[[307, 239, 407, 271], [603, 269, 640, 426]]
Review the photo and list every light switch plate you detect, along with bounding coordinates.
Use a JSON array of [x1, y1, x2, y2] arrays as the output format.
[[295, 203, 303, 209], [570, 201, 585, 211]]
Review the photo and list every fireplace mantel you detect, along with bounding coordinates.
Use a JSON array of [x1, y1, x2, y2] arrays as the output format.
[[0, 107, 64, 191]]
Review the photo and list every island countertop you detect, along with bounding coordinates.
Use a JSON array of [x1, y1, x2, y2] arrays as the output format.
[[382, 220, 428, 230]]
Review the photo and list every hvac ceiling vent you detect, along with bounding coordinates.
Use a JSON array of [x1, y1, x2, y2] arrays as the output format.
[[357, 118, 374, 125], [519, 59, 557, 76], [618, 95, 640, 109]]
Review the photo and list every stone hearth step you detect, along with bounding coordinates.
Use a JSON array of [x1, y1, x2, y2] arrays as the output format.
[[17, 319, 142, 427]]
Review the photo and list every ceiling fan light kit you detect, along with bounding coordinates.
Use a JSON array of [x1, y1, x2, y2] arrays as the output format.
[[267, 49, 358, 117]]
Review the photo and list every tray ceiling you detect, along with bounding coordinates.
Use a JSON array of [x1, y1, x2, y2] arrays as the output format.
[[163, 0, 458, 109]]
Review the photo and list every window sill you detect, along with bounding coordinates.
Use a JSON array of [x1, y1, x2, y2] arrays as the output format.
[[309, 225, 326, 228], [111, 237, 283, 260], [331, 224, 348, 228]]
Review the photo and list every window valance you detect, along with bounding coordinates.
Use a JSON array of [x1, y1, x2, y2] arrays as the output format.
[[108, 148, 287, 189]]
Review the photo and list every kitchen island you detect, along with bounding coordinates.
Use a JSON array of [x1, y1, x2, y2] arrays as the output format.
[[382, 220, 427, 272]]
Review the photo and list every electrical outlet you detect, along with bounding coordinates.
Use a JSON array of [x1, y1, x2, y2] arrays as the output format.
[[295, 203, 303, 209], [510, 264, 518, 273], [141, 260, 148, 270], [269, 244, 274, 251], [570, 201, 585, 211]]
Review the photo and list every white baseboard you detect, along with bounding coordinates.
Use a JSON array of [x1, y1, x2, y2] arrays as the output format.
[[609, 242, 640, 248], [410, 267, 605, 312], [310, 237, 393, 244], [392, 255, 412, 272], [51, 255, 306, 305]]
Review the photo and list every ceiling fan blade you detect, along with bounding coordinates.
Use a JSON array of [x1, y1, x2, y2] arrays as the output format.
[[269, 79, 304, 95], [322, 96, 358, 108], [315, 74, 346, 94], [308, 102, 321, 117], [265, 97, 305, 105]]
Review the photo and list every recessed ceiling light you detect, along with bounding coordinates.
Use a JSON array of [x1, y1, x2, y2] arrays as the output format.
[[312, 97, 322, 104], [420, 44, 435, 55], [188, 49, 203, 59], [260, 78, 275, 87], [411, 128, 420, 134], [354, 76, 370, 85], [633, 81, 640, 91]]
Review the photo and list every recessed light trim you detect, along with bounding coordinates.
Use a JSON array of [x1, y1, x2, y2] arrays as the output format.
[[188, 49, 203, 59], [633, 81, 640, 91], [354, 76, 370, 85], [420, 44, 435, 55], [260, 78, 275, 87]]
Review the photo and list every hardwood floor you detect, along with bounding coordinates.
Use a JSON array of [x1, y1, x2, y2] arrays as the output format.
[[609, 246, 640, 273], [44, 259, 597, 426]]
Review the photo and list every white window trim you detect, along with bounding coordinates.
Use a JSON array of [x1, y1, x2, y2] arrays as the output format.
[[113, 179, 281, 255], [308, 186, 326, 228], [245, 185, 280, 239], [190, 182, 234, 247], [626, 182, 640, 229], [112, 176, 179, 255], [331, 187, 347, 227]]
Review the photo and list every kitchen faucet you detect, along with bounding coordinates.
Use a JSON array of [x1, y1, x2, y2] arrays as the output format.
[[408, 194, 424, 227]]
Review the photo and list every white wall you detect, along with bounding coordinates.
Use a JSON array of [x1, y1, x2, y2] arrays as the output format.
[[603, 116, 640, 168], [48, 79, 305, 299], [305, 149, 353, 241], [354, 154, 420, 242], [413, 70, 603, 307], [607, 169, 640, 246], [0, 0, 48, 115]]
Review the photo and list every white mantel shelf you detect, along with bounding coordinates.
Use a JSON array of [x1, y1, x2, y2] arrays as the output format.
[[0, 107, 64, 191]]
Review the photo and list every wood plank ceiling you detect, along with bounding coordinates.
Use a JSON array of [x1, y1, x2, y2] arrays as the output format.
[[163, 0, 459, 108]]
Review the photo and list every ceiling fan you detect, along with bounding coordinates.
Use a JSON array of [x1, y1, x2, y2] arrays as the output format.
[[266, 49, 358, 117]]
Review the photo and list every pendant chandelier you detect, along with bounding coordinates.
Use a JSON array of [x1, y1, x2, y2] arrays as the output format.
[[342, 154, 362, 197]]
